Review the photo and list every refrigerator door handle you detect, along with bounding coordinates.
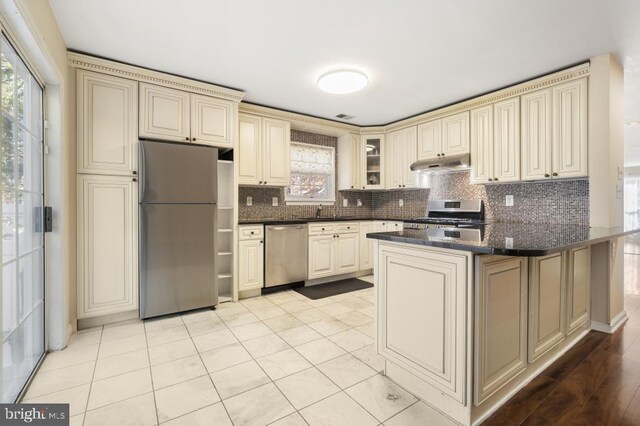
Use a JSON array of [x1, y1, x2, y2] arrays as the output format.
[[139, 141, 146, 201]]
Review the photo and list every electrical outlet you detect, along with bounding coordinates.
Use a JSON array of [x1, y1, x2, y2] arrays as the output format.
[[505, 195, 514, 207], [272, 197, 278, 207], [246, 196, 252, 206], [505, 237, 514, 249], [357, 199, 362, 207], [399, 199, 404, 207], [343, 199, 348, 207]]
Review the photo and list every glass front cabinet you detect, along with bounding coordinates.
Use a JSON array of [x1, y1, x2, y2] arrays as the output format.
[[362, 134, 385, 190]]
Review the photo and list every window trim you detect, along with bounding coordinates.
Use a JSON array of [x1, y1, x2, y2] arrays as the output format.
[[285, 142, 336, 206]]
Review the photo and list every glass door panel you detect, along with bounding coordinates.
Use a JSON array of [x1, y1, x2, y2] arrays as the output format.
[[1, 35, 44, 403]]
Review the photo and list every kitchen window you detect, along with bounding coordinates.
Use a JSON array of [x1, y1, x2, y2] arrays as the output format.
[[285, 142, 335, 205]]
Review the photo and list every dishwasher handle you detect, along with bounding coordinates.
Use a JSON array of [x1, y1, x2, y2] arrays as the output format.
[[268, 225, 307, 231]]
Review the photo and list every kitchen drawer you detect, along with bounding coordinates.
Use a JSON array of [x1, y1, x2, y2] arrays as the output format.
[[239, 225, 264, 240], [309, 223, 336, 236], [336, 222, 359, 234]]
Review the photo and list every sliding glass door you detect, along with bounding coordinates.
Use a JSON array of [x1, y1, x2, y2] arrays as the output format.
[[1, 34, 45, 403]]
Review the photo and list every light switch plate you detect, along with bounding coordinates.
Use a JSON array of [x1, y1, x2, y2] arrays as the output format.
[[246, 196, 252, 206], [357, 199, 362, 207], [272, 197, 278, 207], [399, 199, 404, 207], [343, 199, 348, 207], [505, 195, 514, 207]]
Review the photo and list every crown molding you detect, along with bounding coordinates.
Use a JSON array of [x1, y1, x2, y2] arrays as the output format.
[[384, 62, 590, 132], [239, 102, 361, 134], [68, 52, 245, 102]]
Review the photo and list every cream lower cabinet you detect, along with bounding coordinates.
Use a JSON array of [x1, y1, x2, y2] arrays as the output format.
[[359, 221, 374, 271], [377, 243, 468, 403], [474, 256, 528, 405], [77, 175, 138, 318], [308, 223, 359, 279], [238, 226, 264, 291], [238, 114, 290, 186], [528, 252, 566, 362], [566, 246, 591, 334]]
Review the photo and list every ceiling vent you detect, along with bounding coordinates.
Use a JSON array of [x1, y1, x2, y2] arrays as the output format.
[[335, 113, 355, 120]]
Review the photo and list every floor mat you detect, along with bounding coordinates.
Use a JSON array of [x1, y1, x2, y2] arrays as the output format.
[[294, 278, 373, 300]]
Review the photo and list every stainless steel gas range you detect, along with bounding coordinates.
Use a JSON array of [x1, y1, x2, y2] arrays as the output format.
[[403, 199, 485, 242]]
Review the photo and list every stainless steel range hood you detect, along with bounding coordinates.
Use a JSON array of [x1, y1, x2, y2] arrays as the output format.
[[410, 153, 470, 174]]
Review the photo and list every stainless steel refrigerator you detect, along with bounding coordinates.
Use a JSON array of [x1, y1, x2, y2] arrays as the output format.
[[139, 140, 218, 319]]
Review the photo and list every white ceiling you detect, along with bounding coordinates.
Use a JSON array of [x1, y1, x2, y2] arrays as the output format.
[[49, 0, 640, 161]]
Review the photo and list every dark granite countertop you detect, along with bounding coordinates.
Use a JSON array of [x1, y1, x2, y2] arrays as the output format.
[[238, 217, 405, 226], [367, 223, 640, 256]]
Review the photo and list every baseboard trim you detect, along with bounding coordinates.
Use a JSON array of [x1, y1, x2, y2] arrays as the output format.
[[591, 310, 628, 334], [77, 309, 139, 330]]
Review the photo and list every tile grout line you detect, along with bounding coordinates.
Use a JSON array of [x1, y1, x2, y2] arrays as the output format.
[[80, 325, 104, 426], [143, 317, 161, 425]]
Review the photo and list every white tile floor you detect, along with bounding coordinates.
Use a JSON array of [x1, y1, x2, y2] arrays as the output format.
[[21, 277, 456, 426]]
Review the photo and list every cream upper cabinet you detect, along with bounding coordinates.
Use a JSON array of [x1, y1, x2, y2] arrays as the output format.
[[521, 78, 588, 181], [377, 243, 468, 403], [337, 133, 362, 190], [77, 70, 138, 176], [417, 111, 469, 161], [139, 82, 235, 147], [442, 111, 470, 156], [528, 252, 566, 363], [190, 94, 233, 148], [566, 246, 590, 335], [237, 114, 290, 187], [238, 114, 262, 184], [475, 255, 528, 406], [470, 98, 520, 184], [77, 174, 138, 318], [552, 78, 588, 178], [238, 239, 264, 291], [493, 98, 520, 182], [417, 120, 441, 160], [262, 118, 291, 186], [362, 135, 385, 189], [521, 89, 552, 181], [139, 83, 190, 142], [359, 221, 374, 271], [470, 105, 493, 184], [385, 127, 421, 190]]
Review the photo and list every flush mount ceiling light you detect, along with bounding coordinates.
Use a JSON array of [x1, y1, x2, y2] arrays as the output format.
[[317, 69, 369, 94]]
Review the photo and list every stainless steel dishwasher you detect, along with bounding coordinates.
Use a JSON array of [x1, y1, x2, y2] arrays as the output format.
[[265, 224, 308, 288]]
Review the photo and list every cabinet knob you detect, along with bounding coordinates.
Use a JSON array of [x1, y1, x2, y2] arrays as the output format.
[[347, 226, 350, 229], [132, 171, 137, 175], [437, 154, 441, 157], [337, 235, 340, 238], [441, 153, 445, 156], [544, 174, 550, 178], [402, 185, 406, 187], [494, 177, 498, 181], [362, 186, 365, 189], [398, 185, 401, 188], [321, 227, 325, 231], [264, 181, 267, 185], [488, 178, 493, 182], [351, 185, 354, 189], [250, 231, 254, 234], [185, 137, 190, 141], [258, 181, 263, 184], [552, 172, 558, 177], [260, 240, 263, 244], [192, 138, 197, 142], [132, 178, 137, 182]]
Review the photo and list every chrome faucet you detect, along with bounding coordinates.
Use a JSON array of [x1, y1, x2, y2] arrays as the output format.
[[315, 204, 323, 219]]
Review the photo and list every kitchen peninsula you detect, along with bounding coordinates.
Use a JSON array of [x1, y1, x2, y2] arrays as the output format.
[[367, 225, 639, 425]]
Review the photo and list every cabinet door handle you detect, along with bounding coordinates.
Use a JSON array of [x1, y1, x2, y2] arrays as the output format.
[[552, 172, 558, 177], [544, 174, 550, 178], [488, 178, 493, 182], [264, 181, 267, 185], [132, 171, 137, 175], [192, 137, 197, 142], [337, 235, 340, 238], [437, 154, 441, 157], [494, 177, 498, 181], [185, 137, 190, 141], [321, 227, 325, 231], [132, 178, 137, 182], [258, 181, 263, 184], [250, 231, 254, 234], [260, 240, 263, 244], [351, 185, 354, 189]]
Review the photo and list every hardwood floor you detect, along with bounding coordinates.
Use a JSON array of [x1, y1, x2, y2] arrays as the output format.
[[486, 239, 640, 425]]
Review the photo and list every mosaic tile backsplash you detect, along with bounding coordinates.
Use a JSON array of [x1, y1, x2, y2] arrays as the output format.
[[238, 131, 589, 225]]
